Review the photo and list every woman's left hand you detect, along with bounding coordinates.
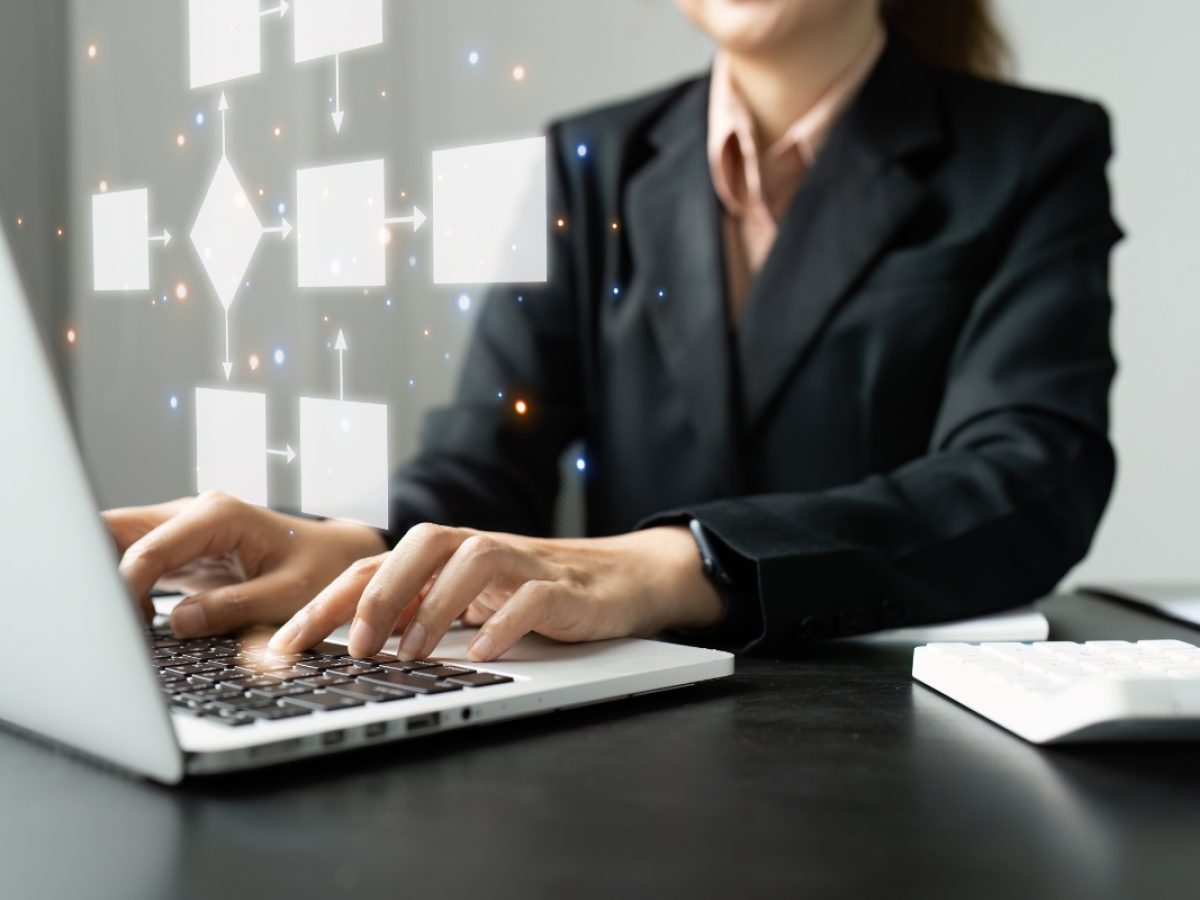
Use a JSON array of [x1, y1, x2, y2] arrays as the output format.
[[268, 524, 726, 662]]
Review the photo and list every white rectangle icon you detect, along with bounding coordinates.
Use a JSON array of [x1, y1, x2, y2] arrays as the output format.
[[189, 0, 261, 89], [299, 397, 388, 529], [433, 137, 548, 285], [92, 189, 150, 292], [294, 0, 383, 62], [195, 388, 268, 508], [296, 160, 387, 288]]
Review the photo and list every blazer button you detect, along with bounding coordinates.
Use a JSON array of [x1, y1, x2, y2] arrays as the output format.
[[836, 604, 863, 635], [881, 597, 907, 627], [798, 616, 824, 641]]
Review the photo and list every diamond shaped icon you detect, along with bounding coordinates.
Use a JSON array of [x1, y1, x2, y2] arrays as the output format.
[[191, 157, 263, 311]]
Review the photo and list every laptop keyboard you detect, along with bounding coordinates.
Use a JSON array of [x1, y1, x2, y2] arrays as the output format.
[[145, 619, 513, 728]]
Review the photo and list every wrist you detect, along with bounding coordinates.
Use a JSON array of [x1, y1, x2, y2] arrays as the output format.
[[637, 526, 726, 632]]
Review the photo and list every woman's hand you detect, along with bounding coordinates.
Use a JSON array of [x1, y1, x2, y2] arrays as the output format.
[[268, 524, 726, 663], [104, 490, 388, 637]]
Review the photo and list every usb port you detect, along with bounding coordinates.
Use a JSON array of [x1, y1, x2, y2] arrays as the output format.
[[407, 712, 441, 732]]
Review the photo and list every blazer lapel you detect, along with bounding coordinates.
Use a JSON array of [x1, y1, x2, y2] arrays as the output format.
[[626, 80, 741, 492], [737, 39, 946, 428]]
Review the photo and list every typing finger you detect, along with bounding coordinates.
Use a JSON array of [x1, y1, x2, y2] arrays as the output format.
[[392, 535, 546, 661], [466, 580, 569, 662], [169, 568, 305, 638], [268, 554, 388, 652]]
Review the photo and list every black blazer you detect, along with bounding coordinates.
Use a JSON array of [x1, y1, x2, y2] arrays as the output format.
[[388, 38, 1121, 653]]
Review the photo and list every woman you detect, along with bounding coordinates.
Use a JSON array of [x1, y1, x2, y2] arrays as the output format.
[[106, 0, 1119, 662]]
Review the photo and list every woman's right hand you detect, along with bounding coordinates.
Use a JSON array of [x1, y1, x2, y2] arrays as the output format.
[[103, 490, 389, 638]]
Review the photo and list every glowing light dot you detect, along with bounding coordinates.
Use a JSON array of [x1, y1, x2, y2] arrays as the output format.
[[87, 44, 97, 59], [323, 315, 330, 323], [386, 299, 392, 307], [56, 227, 64, 238], [66, 328, 77, 345], [576, 144, 588, 158], [468, 51, 479, 66], [273, 126, 282, 137], [408, 256, 417, 267], [277, 202, 286, 215], [176, 133, 186, 147], [99, 180, 108, 193], [575, 458, 587, 472], [15, 217, 22, 227], [195, 112, 205, 126], [258, 188, 264, 197], [169, 395, 179, 410], [612, 285, 621, 297], [514, 400, 528, 416], [457, 294, 472, 312], [380, 90, 387, 98], [657, 289, 666, 300], [249, 354, 260, 371], [611, 221, 620, 231], [556, 218, 566, 229], [423, 329, 430, 337], [273, 348, 285, 366], [175, 282, 188, 301], [408, 379, 415, 387], [512, 65, 526, 82]]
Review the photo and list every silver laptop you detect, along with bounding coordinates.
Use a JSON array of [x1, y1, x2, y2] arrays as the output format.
[[0, 222, 733, 783]]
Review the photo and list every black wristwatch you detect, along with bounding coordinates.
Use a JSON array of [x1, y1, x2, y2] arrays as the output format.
[[689, 519, 738, 590]]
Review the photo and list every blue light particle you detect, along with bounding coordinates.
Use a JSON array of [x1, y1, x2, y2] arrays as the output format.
[[277, 202, 286, 215], [195, 112, 205, 126], [468, 51, 480, 66], [576, 144, 588, 158], [611, 285, 621, 297], [575, 457, 587, 472], [169, 395, 179, 410], [273, 348, 285, 366], [457, 294, 472, 312]]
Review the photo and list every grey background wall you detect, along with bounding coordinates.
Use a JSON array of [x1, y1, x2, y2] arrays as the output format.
[[1, 1, 1197, 585]]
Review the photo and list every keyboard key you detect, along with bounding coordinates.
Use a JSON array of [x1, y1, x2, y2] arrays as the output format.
[[294, 658, 355, 672], [297, 674, 354, 688], [444, 672, 514, 688], [416, 665, 475, 679], [165, 663, 227, 677], [239, 676, 285, 690], [328, 683, 415, 703], [359, 671, 463, 694], [337, 665, 382, 678], [209, 712, 254, 727], [247, 683, 315, 700], [204, 696, 276, 713], [282, 692, 367, 712], [341, 653, 398, 667], [242, 704, 313, 721], [378, 660, 442, 674]]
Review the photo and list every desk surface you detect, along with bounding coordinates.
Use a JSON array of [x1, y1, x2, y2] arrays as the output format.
[[3, 593, 1199, 900]]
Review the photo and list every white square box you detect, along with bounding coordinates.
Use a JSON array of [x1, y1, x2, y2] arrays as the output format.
[[299, 397, 388, 528], [296, 160, 387, 289], [92, 189, 149, 292], [189, 0, 261, 90], [294, 0, 383, 62], [432, 137, 548, 285], [195, 388, 268, 507]]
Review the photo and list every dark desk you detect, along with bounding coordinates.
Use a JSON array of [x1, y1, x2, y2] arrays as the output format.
[[3, 594, 1199, 899]]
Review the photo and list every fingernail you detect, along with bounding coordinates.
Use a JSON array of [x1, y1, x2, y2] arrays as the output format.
[[348, 618, 377, 657], [269, 611, 306, 651], [171, 604, 207, 638], [398, 621, 427, 661], [467, 632, 495, 662]]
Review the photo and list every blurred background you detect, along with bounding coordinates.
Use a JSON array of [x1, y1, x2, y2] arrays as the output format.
[[0, 0, 1197, 585]]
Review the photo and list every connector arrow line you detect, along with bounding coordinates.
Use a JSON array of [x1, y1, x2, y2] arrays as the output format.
[[148, 228, 172, 247], [331, 53, 345, 133], [218, 91, 229, 158], [262, 218, 293, 241], [266, 444, 297, 464], [334, 329, 348, 401], [260, 1, 290, 17], [383, 207, 427, 233], [222, 309, 233, 381]]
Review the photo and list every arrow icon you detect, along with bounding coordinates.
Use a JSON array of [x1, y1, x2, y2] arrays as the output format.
[[148, 228, 172, 248], [262, 218, 293, 241], [331, 53, 344, 133], [260, 1, 290, 17], [383, 207, 427, 233], [335, 329, 348, 401], [222, 309, 233, 381], [266, 444, 297, 464], [218, 91, 229, 158]]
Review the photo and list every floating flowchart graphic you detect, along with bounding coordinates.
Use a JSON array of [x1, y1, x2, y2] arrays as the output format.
[[188, 0, 290, 89], [432, 137, 549, 285], [296, 159, 425, 289], [293, 0, 383, 133], [298, 331, 389, 528], [194, 387, 270, 507], [92, 188, 172, 292], [190, 92, 293, 379]]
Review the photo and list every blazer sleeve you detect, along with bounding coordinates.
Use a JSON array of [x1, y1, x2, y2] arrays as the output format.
[[383, 126, 585, 544], [645, 101, 1122, 653]]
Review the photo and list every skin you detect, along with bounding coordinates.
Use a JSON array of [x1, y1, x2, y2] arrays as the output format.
[[104, 0, 881, 662]]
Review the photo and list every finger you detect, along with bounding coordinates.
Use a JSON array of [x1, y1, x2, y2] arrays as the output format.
[[119, 491, 268, 607], [169, 568, 304, 638], [102, 497, 194, 555], [466, 580, 564, 662], [393, 535, 547, 661], [268, 555, 387, 652], [347, 523, 471, 657], [461, 601, 493, 627]]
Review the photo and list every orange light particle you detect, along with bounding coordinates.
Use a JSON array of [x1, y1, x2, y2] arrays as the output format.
[[514, 399, 528, 416], [512, 65, 526, 82], [66, 328, 77, 345], [87, 44, 97, 60], [175, 282, 188, 301], [176, 133, 186, 147]]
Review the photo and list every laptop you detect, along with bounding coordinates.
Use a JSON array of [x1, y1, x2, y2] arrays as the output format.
[[0, 220, 734, 783]]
